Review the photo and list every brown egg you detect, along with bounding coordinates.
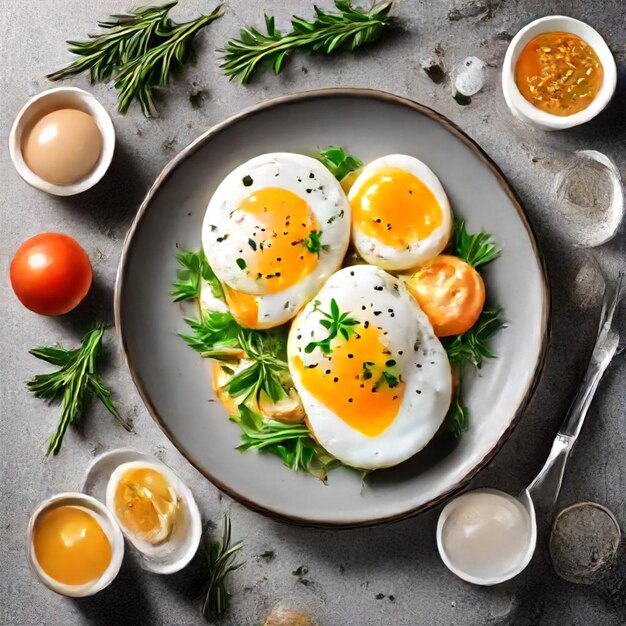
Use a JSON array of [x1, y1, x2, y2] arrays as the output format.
[[22, 109, 102, 185]]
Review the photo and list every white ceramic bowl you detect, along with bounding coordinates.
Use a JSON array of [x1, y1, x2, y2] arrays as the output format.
[[502, 16, 617, 130], [9, 87, 115, 195], [26, 492, 124, 597]]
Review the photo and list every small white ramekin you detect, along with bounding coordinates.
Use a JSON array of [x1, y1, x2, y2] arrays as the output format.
[[9, 87, 115, 196], [26, 492, 124, 597], [502, 16, 617, 131]]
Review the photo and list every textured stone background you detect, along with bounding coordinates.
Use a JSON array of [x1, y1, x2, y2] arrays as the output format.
[[1, 1, 625, 625]]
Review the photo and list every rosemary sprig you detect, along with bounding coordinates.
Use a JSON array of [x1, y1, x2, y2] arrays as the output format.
[[452, 218, 500, 268], [201, 515, 244, 621], [442, 308, 504, 370], [47, 3, 175, 83], [27, 326, 131, 456], [172, 249, 224, 302], [48, 2, 223, 116], [305, 298, 360, 354], [115, 6, 223, 116], [221, 1, 394, 83], [317, 145, 363, 181]]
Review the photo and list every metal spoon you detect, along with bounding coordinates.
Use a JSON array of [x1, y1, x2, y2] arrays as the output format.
[[437, 271, 624, 585]]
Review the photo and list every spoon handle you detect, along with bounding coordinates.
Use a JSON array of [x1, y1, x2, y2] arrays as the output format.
[[526, 272, 623, 512]]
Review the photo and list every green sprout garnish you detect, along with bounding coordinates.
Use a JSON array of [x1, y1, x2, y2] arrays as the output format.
[[304, 298, 360, 354]]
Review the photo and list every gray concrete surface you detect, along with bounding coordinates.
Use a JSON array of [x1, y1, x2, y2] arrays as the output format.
[[1, 1, 625, 624]]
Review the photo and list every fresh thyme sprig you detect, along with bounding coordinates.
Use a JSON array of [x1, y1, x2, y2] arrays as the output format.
[[172, 249, 224, 302], [442, 308, 504, 370], [317, 145, 363, 181], [220, 1, 394, 84], [304, 298, 360, 354], [452, 218, 500, 268], [48, 2, 223, 116], [201, 515, 244, 621], [27, 326, 131, 456]]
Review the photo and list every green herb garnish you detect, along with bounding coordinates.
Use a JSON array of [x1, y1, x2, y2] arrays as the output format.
[[317, 146, 363, 181], [27, 326, 132, 456], [172, 249, 224, 302], [180, 311, 242, 362], [303, 230, 328, 256], [48, 2, 223, 116], [442, 308, 504, 370], [232, 406, 339, 480], [452, 218, 500, 268], [202, 514, 244, 621], [220, 1, 394, 84], [443, 386, 469, 438], [304, 298, 360, 354]]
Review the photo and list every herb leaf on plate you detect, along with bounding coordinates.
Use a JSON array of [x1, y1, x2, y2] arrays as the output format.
[[452, 218, 500, 268], [304, 298, 360, 354], [172, 249, 224, 302], [27, 326, 131, 456], [443, 386, 469, 438], [220, 1, 394, 84], [317, 145, 363, 181], [442, 307, 504, 371]]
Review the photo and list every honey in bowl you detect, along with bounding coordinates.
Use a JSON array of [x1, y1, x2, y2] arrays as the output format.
[[22, 108, 103, 185], [33, 505, 112, 586], [515, 32, 603, 116]]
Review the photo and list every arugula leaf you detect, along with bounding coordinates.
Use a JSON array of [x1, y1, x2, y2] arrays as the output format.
[[451, 219, 500, 268], [317, 146, 363, 181], [305, 298, 360, 354], [172, 249, 224, 302], [442, 308, 504, 370]]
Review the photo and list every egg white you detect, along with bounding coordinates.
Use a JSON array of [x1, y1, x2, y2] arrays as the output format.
[[287, 265, 453, 470], [348, 154, 452, 271], [201, 153, 350, 328]]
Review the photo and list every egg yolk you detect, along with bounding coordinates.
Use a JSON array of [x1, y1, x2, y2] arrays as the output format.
[[293, 324, 404, 437], [113, 468, 178, 545], [351, 167, 442, 249], [224, 285, 259, 327], [33, 505, 111, 586], [237, 187, 319, 294]]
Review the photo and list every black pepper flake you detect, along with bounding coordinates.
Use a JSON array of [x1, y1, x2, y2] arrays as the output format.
[[350, 271, 355, 276], [374, 218, 382, 223], [386, 359, 396, 367], [386, 224, 392, 231], [375, 594, 385, 600], [309, 172, 315, 179], [333, 377, 339, 383], [388, 308, 393, 313], [361, 305, 366, 310], [347, 354, 354, 359], [284, 301, 290, 309], [364, 321, 370, 328], [325, 369, 331, 375], [374, 286, 383, 291], [348, 398, 353, 403], [417, 363, 422, 368], [297, 177, 302, 182], [242, 175, 253, 187], [393, 395, 398, 400], [277, 257, 282, 262], [416, 389, 421, 394], [307, 363, 318, 369], [389, 595, 395, 602], [374, 311, 382, 316], [398, 351, 403, 355], [297, 335, 302, 339], [306, 189, 312, 194]]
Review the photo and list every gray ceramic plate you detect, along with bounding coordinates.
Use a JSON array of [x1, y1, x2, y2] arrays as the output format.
[[115, 89, 549, 528]]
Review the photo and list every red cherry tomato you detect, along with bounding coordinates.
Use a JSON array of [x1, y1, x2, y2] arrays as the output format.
[[10, 233, 92, 316]]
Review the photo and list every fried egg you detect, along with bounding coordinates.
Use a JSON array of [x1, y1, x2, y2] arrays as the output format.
[[288, 265, 452, 470], [348, 155, 452, 270], [202, 153, 350, 329]]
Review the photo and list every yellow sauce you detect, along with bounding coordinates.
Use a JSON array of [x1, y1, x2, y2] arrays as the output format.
[[33, 505, 111, 586], [515, 32, 603, 116], [22, 109, 102, 185]]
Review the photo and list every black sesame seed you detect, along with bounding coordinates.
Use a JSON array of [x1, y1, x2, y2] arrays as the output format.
[[416, 389, 421, 394], [361, 305, 366, 310], [374, 311, 382, 316], [325, 370, 331, 375], [348, 354, 354, 359], [374, 286, 383, 291], [417, 363, 422, 368], [333, 377, 339, 383], [386, 360, 396, 367], [348, 398, 353, 403], [306, 189, 312, 194]]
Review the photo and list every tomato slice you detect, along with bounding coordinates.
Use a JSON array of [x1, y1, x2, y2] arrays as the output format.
[[10, 233, 92, 316], [406, 255, 485, 337]]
